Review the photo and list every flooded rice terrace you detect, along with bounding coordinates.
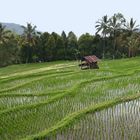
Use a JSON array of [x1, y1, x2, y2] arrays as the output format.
[[48, 98, 140, 140]]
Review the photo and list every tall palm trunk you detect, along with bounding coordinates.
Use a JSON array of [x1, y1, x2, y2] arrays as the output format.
[[102, 34, 106, 59], [113, 31, 116, 59], [102, 38, 105, 59], [26, 46, 30, 63], [128, 47, 131, 57]]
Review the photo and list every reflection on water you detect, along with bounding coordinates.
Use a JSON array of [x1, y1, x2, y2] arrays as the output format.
[[48, 98, 140, 140]]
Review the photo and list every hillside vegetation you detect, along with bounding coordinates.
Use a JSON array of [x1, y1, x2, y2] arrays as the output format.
[[1, 13, 140, 67], [0, 58, 140, 140]]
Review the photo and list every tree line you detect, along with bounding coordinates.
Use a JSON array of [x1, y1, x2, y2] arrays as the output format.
[[0, 13, 140, 67]]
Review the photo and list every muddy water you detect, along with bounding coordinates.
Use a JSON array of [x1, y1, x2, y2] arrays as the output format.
[[49, 98, 140, 140]]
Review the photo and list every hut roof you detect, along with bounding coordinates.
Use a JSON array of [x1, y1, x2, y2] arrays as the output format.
[[83, 55, 99, 63]]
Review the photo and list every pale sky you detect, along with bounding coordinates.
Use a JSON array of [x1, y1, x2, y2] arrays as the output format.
[[0, 0, 140, 36]]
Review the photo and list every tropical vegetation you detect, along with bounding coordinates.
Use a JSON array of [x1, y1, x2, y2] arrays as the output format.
[[0, 13, 140, 67]]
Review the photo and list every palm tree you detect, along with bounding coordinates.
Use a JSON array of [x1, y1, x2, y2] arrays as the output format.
[[125, 18, 139, 34], [0, 23, 11, 45], [22, 23, 37, 46], [21, 23, 37, 63], [126, 33, 140, 57], [109, 13, 126, 58], [124, 18, 140, 57], [95, 15, 109, 59]]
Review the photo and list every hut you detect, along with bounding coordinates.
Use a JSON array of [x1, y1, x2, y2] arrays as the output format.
[[79, 55, 99, 69]]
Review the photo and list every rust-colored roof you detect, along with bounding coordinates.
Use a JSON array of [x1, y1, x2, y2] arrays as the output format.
[[83, 55, 99, 63]]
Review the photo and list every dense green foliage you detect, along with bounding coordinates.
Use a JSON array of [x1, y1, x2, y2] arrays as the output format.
[[0, 57, 140, 139], [1, 13, 140, 67]]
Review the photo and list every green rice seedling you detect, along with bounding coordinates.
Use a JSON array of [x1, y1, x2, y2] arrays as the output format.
[[1, 72, 140, 139], [1, 58, 140, 140], [0, 95, 50, 111], [48, 98, 140, 140], [0, 71, 77, 93]]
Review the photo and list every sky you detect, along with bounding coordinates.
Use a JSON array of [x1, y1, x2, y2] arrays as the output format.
[[0, 0, 140, 36]]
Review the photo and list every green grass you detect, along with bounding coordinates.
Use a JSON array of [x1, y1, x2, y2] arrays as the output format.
[[0, 58, 140, 140]]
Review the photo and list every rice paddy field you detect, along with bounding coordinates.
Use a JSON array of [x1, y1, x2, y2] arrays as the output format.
[[0, 58, 140, 140]]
